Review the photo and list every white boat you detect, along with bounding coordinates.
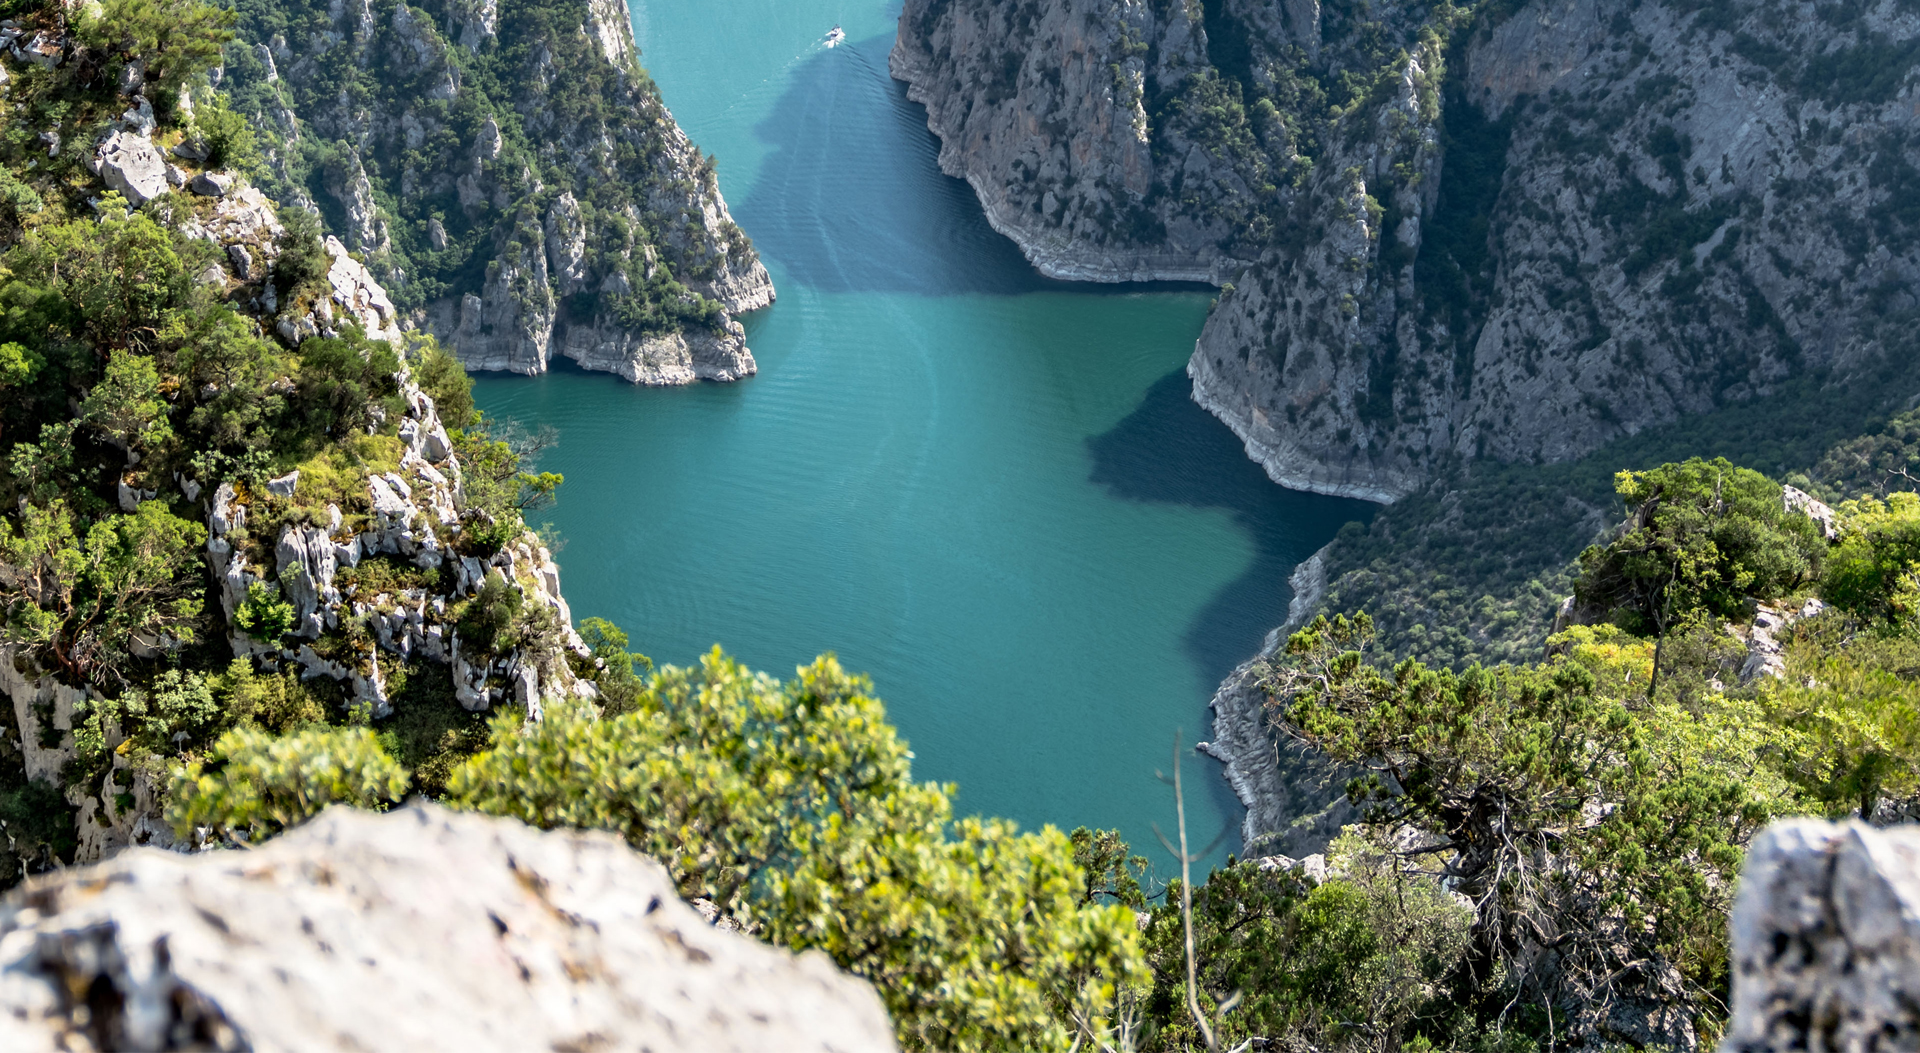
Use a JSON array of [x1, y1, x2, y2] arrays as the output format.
[[825, 25, 845, 48]]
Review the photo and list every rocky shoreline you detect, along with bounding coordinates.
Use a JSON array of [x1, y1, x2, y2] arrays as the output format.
[[229, 0, 774, 387], [1197, 545, 1355, 856], [1188, 352, 1417, 504]]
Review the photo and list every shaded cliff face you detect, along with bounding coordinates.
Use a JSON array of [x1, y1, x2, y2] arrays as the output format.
[[900, 0, 1920, 500], [891, 0, 1290, 282], [225, 0, 774, 383]]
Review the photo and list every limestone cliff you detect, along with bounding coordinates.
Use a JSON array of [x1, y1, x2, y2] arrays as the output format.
[[1, 130, 591, 876], [224, 0, 774, 383], [891, 0, 1277, 283], [0, 803, 899, 1052], [899, 0, 1920, 501]]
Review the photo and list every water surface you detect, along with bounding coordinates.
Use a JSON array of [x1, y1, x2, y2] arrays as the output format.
[[473, 0, 1372, 863]]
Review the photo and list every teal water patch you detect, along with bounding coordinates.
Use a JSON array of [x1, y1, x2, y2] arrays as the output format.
[[471, 0, 1372, 866]]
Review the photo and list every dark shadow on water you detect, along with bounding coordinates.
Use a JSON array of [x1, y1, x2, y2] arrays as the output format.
[[1089, 371, 1377, 699], [740, 34, 1210, 299], [1089, 371, 1376, 835]]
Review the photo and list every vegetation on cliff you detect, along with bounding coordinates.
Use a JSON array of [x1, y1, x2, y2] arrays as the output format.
[[8, 3, 1920, 1052], [220, 0, 765, 363], [1315, 344, 1920, 670]]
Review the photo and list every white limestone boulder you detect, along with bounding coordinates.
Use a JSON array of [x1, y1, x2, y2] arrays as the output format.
[[95, 130, 168, 205], [1723, 820, 1920, 1052], [0, 803, 898, 1052]]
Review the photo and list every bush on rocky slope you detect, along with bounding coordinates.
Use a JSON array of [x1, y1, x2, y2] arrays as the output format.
[[1223, 454, 1920, 1049]]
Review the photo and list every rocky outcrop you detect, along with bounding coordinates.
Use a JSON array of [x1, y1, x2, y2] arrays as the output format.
[[227, 0, 774, 384], [0, 153, 593, 870], [1737, 598, 1829, 685], [1, 649, 174, 869], [0, 803, 899, 1052], [1722, 819, 1920, 1052], [207, 376, 593, 721], [94, 130, 168, 205], [903, 0, 1920, 502]]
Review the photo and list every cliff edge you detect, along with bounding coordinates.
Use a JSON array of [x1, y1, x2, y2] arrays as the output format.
[[227, 0, 775, 384]]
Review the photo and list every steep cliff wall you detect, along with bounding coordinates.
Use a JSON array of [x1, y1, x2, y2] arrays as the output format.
[[0, 43, 597, 873], [225, 0, 774, 383], [891, 0, 1289, 283], [900, 0, 1920, 501]]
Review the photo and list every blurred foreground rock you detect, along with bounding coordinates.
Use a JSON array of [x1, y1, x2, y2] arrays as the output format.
[[0, 803, 898, 1052], [1724, 820, 1920, 1052]]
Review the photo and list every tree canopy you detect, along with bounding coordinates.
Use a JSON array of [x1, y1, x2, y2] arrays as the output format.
[[1575, 457, 1825, 636]]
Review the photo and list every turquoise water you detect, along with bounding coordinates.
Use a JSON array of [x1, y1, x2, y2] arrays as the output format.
[[471, 0, 1372, 862]]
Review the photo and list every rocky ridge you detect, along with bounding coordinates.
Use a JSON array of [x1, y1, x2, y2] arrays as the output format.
[[897, 0, 1920, 502], [2, 139, 590, 871], [225, 0, 774, 384], [0, 803, 899, 1052]]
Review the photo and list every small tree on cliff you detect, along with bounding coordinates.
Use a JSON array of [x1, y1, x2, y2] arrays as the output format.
[[0, 499, 205, 686], [1259, 612, 1800, 1048], [1574, 457, 1824, 692]]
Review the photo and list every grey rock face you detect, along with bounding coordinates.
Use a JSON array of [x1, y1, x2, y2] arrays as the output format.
[[1738, 598, 1830, 685], [230, 0, 774, 385], [189, 170, 233, 197], [96, 130, 168, 205], [1723, 820, 1920, 1053], [904, 0, 1920, 502], [0, 804, 899, 1053], [891, 0, 1262, 284], [273, 522, 339, 639], [1784, 485, 1839, 541]]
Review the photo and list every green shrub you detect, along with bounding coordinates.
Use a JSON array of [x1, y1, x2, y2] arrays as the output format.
[[192, 94, 261, 174], [221, 659, 325, 733], [449, 648, 1147, 1051], [294, 331, 404, 441], [577, 616, 651, 716], [1822, 492, 1920, 628], [411, 337, 477, 430], [233, 581, 295, 641], [167, 725, 408, 842], [457, 571, 521, 653]]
